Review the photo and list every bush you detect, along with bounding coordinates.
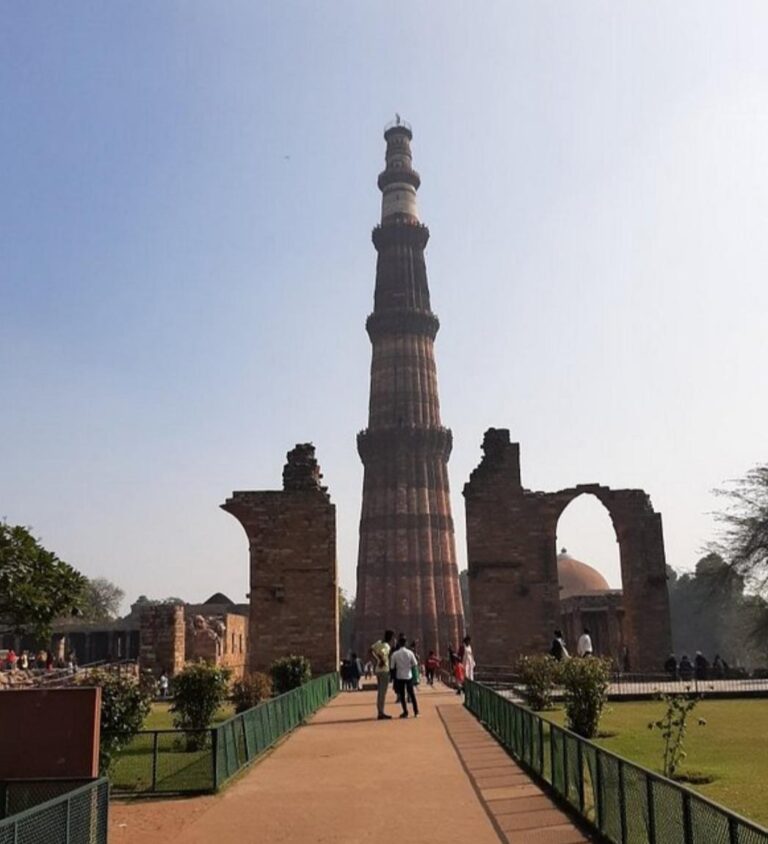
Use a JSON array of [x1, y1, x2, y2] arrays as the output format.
[[561, 657, 611, 738], [270, 655, 311, 695], [81, 669, 152, 773], [232, 672, 272, 713], [515, 655, 561, 710], [171, 662, 231, 749]]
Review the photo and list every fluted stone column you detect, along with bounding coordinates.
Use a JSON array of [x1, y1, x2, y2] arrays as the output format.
[[353, 121, 464, 657]]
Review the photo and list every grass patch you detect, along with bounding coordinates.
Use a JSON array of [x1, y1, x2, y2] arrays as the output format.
[[142, 701, 234, 730], [543, 699, 768, 826]]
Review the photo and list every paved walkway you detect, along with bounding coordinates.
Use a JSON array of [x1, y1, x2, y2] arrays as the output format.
[[111, 685, 591, 844]]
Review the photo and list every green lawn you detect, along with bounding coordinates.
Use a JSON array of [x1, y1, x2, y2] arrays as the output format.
[[544, 699, 768, 827], [142, 701, 235, 730]]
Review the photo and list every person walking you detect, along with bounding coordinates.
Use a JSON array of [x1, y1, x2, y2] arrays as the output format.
[[370, 630, 395, 720], [577, 628, 593, 658], [425, 651, 440, 686], [549, 630, 569, 661], [390, 636, 419, 718], [664, 653, 678, 680], [461, 636, 476, 682]]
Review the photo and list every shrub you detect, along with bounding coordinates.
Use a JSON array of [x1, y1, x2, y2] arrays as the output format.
[[515, 655, 561, 710], [648, 691, 703, 778], [81, 669, 152, 774], [232, 672, 272, 713], [561, 657, 611, 738], [270, 655, 311, 695], [171, 662, 231, 749]]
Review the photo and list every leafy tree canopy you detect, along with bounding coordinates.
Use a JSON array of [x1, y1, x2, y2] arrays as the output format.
[[78, 577, 125, 622], [668, 553, 768, 668], [0, 522, 87, 643], [338, 588, 355, 654], [713, 464, 768, 596]]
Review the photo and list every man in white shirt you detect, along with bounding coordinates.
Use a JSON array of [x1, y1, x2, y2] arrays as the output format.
[[390, 635, 419, 718], [577, 628, 593, 658]]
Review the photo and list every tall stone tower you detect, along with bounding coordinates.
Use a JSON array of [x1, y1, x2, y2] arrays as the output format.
[[353, 120, 464, 656]]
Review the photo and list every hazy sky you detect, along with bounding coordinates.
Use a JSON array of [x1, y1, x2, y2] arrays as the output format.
[[2, 3, 766, 611]]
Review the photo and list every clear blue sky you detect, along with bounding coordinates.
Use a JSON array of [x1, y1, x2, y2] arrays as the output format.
[[2, 3, 766, 610]]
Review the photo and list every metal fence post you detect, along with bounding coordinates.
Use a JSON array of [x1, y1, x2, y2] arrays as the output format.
[[646, 774, 656, 844], [595, 749, 603, 831], [728, 815, 739, 844], [577, 740, 585, 813], [211, 727, 220, 791], [151, 732, 159, 793], [682, 791, 694, 844], [563, 731, 569, 800], [618, 760, 628, 844], [65, 793, 71, 844]]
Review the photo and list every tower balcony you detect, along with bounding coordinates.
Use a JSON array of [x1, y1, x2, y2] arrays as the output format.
[[372, 221, 430, 251], [357, 425, 453, 462], [365, 309, 439, 341]]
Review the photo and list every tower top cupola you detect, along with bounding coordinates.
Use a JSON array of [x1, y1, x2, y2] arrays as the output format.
[[378, 116, 421, 225]]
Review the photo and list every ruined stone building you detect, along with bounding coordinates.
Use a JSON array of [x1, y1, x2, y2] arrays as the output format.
[[464, 429, 672, 672], [0, 593, 249, 678], [353, 121, 464, 655], [222, 444, 339, 676]]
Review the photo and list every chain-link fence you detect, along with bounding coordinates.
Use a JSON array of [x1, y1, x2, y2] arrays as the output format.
[[0, 778, 108, 844], [109, 672, 339, 795], [213, 672, 339, 789], [475, 667, 768, 700], [464, 680, 768, 844]]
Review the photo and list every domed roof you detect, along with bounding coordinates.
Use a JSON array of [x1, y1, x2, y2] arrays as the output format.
[[202, 592, 234, 606], [557, 549, 611, 598]]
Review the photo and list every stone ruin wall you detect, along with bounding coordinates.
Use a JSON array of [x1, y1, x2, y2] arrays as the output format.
[[464, 428, 672, 672], [139, 604, 185, 677], [222, 443, 339, 677]]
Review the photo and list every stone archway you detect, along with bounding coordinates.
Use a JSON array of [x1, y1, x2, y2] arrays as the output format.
[[464, 429, 672, 672]]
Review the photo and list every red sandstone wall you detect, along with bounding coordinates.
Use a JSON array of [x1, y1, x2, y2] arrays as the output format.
[[0, 688, 101, 779]]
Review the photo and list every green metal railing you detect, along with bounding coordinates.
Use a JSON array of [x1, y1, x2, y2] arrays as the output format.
[[464, 680, 768, 844], [110, 673, 339, 794], [0, 778, 109, 844]]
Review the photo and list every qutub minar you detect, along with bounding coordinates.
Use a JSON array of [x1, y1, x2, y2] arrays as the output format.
[[353, 119, 465, 656]]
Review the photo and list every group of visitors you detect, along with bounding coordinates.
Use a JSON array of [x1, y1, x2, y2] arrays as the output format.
[[664, 651, 727, 681], [2, 648, 77, 673], [368, 631, 476, 720], [549, 627, 594, 661], [448, 636, 475, 693], [340, 653, 365, 690]]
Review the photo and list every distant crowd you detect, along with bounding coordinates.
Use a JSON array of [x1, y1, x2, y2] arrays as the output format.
[[664, 651, 729, 681], [1, 648, 78, 673]]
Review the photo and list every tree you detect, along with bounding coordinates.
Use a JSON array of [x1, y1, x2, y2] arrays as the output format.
[[339, 589, 356, 654], [79, 577, 125, 622], [668, 554, 768, 668], [133, 595, 184, 606], [171, 662, 231, 749], [714, 465, 768, 596], [0, 522, 87, 642]]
